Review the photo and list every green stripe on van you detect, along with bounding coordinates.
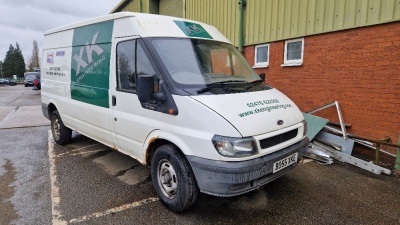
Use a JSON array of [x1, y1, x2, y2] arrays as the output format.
[[70, 21, 114, 108]]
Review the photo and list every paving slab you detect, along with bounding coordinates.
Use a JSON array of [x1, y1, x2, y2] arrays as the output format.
[[0, 105, 49, 129], [0, 106, 17, 123]]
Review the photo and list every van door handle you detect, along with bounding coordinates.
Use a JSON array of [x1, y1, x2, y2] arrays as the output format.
[[112, 95, 116, 106]]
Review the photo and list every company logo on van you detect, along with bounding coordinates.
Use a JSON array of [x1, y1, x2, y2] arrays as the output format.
[[70, 20, 114, 108], [56, 51, 65, 56], [47, 52, 54, 64], [73, 31, 104, 74], [174, 20, 213, 39]]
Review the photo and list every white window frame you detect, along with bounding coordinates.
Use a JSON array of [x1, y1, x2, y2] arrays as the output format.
[[253, 43, 269, 68], [282, 38, 304, 67]]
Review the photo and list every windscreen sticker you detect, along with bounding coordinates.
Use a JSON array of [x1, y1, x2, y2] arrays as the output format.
[[70, 20, 114, 108], [173, 20, 213, 39], [238, 99, 293, 118]]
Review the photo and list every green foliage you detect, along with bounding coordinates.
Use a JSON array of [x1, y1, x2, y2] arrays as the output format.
[[2, 43, 26, 77]]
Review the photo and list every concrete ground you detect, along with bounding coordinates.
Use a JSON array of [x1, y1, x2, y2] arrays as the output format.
[[1, 85, 399, 225]]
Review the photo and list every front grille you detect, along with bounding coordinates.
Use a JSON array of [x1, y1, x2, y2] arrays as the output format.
[[259, 129, 298, 149]]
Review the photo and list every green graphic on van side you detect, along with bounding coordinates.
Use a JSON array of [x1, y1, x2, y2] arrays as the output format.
[[174, 20, 213, 39], [70, 21, 114, 108]]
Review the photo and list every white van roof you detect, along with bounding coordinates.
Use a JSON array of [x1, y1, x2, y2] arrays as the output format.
[[44, 12, 230, 44]]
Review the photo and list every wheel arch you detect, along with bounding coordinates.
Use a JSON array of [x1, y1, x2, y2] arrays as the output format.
[[48, 102, 57, 116], [144, 131, 193, 166]]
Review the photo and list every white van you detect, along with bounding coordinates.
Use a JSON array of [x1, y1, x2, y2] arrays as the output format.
[[41, 12, 308, 212]]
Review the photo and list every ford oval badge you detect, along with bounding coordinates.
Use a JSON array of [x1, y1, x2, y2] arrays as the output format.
[[277, 120, 284, 125]]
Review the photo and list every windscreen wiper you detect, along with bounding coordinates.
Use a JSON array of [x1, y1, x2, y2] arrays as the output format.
[[197, 80, 246, 94], [243, 79, 264, 90]]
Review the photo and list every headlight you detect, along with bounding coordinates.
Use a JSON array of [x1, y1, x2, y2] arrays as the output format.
[[212, 135, 257, 157], [302, 120, 308, 137]]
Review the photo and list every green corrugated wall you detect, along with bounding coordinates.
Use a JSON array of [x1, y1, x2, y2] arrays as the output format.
[[112, 0, 159, 14], [112, 0, 400, 46], [159, 0, 185, 18], [118, 0, 140, 12], [186, 0, 238, 46], [243, 0, 400, 45]]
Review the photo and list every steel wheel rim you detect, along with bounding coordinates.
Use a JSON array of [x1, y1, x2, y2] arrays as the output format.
[[157, 159, 178, 199], [52, 116, 60, 140]]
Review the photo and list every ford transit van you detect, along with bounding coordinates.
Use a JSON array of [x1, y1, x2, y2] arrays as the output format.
[[41, 12, 308, 212]]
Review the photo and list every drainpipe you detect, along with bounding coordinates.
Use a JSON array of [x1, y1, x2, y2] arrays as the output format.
[[238, 0, 247, 54], [396, 132, 400, 170], [139, 0, 142, 13]]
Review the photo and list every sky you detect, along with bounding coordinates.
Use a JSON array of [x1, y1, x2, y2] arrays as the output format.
[[0, 0, 121, 66]]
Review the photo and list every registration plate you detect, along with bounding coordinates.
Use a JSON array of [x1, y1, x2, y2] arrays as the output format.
[[273, 153, 298, 173]]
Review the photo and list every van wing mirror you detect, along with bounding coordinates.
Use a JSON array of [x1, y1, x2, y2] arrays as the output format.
[[137, 74, 164, 103], [137, 75, 154, 103]]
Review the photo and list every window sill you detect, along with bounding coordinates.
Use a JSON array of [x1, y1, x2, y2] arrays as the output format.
[[281, 62, 303, 67], [252, 64, 269, 69]]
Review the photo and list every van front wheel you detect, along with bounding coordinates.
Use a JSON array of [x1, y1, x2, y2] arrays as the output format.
[[51, 110, 72, 145], [151, 145, 199, 212]]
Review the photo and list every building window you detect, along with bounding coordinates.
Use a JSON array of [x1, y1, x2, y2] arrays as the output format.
[[282, 38, 304, 66], [254, 44, 269, 68]]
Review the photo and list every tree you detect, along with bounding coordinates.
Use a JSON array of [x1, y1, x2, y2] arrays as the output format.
[[2, 43, 25, 77], [2, 44, 15, 76], [14, 43, 26, 75], [28, 40, 40, 71]]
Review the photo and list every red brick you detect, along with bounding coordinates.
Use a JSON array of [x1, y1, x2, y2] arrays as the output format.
[[243, 22, 400, 152]]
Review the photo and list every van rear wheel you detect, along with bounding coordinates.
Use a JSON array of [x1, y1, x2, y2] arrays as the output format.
[[151, 145, 199, 212], [51, 110, 72, 145]]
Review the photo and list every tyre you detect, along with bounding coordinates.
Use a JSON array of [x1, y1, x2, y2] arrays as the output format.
[[151, 145, 199, 212], [24, 84, 27, 87], [51, 110, 72, 145]]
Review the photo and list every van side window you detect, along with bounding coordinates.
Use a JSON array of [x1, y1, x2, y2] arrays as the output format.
[[116, 40, 136, 91], [116, 39, 156, 92], [137, 40, 156, 79]]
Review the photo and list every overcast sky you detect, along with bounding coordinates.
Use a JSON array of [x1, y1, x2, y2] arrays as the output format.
[[0, 0, 121, 66]]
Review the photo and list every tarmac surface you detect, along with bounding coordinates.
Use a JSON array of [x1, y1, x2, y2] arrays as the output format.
[[0, 85, 399, 224]]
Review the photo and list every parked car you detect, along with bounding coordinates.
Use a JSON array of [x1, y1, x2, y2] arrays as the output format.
[[24, 72, 40, 87], [0, 78, 17, 86], [33, 76, 41, 90]]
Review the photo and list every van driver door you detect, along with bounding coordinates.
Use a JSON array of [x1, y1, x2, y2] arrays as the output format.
[[110, 37, 161, 161]]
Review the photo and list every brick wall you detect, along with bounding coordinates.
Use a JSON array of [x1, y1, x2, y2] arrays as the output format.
[[243, 21, 400, 153]]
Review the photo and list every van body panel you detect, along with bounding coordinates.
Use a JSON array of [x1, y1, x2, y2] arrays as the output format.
[[112, 17, 145, 38], [111, 90, 162, 159], [159, 95, 241, 160], [191, 89, 304, 137]]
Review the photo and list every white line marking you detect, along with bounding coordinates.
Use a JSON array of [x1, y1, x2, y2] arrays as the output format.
[[48, 130, 68, 225], [69, 197, 159, 224], [67, 148, 109, 156], [55, 148, 109, 158], [55, 143, 102, 158]]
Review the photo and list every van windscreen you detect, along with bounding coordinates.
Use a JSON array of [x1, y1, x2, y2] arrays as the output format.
[[151, 38, 264, 94]]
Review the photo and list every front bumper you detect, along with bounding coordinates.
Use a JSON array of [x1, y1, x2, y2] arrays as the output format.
[[187, 137, 309, 197]]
